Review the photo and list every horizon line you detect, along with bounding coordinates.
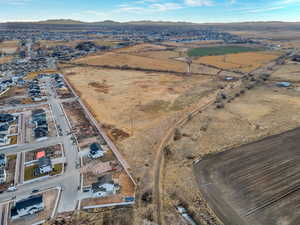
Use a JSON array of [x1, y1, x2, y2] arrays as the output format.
[[0, 18, 300, 24]]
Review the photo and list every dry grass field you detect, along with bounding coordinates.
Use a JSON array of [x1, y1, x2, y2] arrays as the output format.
[[161, 83, 300, 225], [134, 50, 180, 60], [0, 40, 19, 54], [114, 43, 167, 53], [63, 66, 225, 224], [0, 56, 13, 64], [193, 51, 281, 72], [272, 63, 300, 81], [73, 52, 187, 72]]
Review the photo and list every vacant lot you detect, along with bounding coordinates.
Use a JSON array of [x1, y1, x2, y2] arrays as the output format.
[[272, 63, 300, 82], [65, 68, 215, 138], [193, 51, 281, 72], [72, 52, 187, 73], [0, 56, 13, 64], [134, 50, 180, 60], [161, 84, 300, 225], [63, 67, 219, 212], [194, 128, 300, 225], [114, 43, 167, 53], [0, 40, 19, 54], [187, 45, 262, 57]]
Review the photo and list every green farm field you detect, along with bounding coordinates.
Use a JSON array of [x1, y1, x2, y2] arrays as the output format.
[[187, 45, 262, 57]]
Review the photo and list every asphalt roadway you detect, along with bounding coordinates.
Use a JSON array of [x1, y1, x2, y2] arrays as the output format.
[[0, 76, 80, 213]]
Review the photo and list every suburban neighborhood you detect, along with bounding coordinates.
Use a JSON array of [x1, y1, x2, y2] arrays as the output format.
[[0, 38, 136, 225]]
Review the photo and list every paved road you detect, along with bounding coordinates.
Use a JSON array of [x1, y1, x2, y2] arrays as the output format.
[[43, 77, 80, 212], [0, 76, 80, 213]]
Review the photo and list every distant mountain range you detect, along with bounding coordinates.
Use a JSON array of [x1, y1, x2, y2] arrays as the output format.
[[2, 19, 299, 26]]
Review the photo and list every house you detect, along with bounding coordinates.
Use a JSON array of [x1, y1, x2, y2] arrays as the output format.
[[0, 133, 9, 144], [36, 157, 52, 175], [34, 127, 48, 139], [11, 195, 44, 220], [17, 79, 26, 86], [0, 169, 6, 184], [0, 154, 6, 167], [36, 151, 45, 160], [88, 143, 104, 159], [0, 123, 9, 133], [0, 114, 15, 123], [91, 174, 120, 197]]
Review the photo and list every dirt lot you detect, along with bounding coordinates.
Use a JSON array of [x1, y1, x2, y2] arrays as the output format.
[[8, 189, 59, 225], [5, 154, 17, 186], [272, 62, 300, 82], [62, 100, 98, 143], [0, 56, 13, 64], [194, 128, 300, 225], [0, 87, 28, 106], [72, 52, 187, 73], [193, 51, 281, 72], [0, 40, 19, 54], [46, 206, 135, 225]]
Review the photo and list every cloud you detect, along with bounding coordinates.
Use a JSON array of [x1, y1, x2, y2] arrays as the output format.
[[184, 0, 214, 6], [0, 0, 31, 5], [150, 3, 183, 11], [247, 6, 285, 13], [276, 0, 300, 4]]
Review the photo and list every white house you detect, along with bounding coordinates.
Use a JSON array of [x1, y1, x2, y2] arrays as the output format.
[[11, 195, 44, 220], [91, 174, 120, 197]]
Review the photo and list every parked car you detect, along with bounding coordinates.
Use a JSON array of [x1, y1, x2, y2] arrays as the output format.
[[7, 186, 17, 192]]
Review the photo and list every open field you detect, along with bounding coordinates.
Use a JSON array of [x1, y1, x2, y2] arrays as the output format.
[[160, 83, 300, 225], [194, 128, 300, 225], [162, 40, 224, 47], [72, 52, 187, 73], [63, 66, 220, 223], [0, 56, 13, 64], [134, 50, 180, 60], [193, 51, 281, 72], [113, 43, 167, 53], [272, 63, 300, 82], [187, 45, 262, 57], [0, 40, 19, 54], [64, 67, 216, 140]]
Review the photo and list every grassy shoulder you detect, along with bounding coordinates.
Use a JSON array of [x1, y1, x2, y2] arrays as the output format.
[[187, 45, 262, 57]]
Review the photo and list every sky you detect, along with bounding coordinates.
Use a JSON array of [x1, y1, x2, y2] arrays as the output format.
[[0, 0, 299, 23]]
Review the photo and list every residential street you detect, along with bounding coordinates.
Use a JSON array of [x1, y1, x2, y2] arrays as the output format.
[[0, 76, 81, 213]]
